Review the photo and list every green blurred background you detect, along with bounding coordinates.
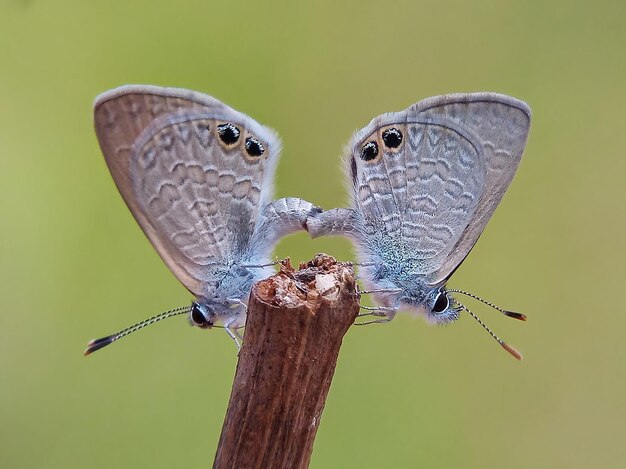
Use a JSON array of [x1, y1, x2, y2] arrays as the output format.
[[2, 0, 625, 467]]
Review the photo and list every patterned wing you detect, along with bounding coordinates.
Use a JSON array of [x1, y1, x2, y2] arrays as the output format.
[[347, 112, 487, 277], [411, 93, 531, 284], [94, 86, 280, 297]]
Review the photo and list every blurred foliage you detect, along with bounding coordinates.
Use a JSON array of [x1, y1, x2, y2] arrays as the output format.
[[1, 0, 625, 467]]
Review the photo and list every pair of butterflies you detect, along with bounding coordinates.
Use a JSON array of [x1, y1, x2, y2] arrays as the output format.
[[86, 85, 531, 359]]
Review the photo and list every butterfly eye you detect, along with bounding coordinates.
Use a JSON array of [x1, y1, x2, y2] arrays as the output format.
[[361, 141, 379, 161], [432, 292, 449, 314], [190, 303, 205, 325], [217, 123, 241, 145], [190, 302, 213, 328], [245, 137, 265, 157], [382, 128, 403, 148]]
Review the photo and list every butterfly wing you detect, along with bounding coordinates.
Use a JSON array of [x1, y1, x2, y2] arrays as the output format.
[[411, 93, 531, 284], [345, 93, 530, 284], [94, 85, 281, 298], [347, 112, 485, 273]]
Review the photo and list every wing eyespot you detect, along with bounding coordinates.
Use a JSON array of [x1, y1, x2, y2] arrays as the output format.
[[382, 127, 403, 149], [360, 140, 379, 162], [245, 137, 265, 157], [217, 122, 241, 146]]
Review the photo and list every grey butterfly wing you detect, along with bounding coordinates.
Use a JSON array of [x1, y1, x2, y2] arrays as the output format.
[[94, 85, 281, 298], [343, 92, 530, 285], [411, 93, 531, 284], [347, 111, 487, 276]]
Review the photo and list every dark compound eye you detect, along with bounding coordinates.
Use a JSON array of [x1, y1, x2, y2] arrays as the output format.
[[382, 128, 403, 148], [245, 137, 265, 157], [190, 303, 206, 325], [361, 141, 379, 161], [432, 292, 449, 314], [217, 123, 241, 145]]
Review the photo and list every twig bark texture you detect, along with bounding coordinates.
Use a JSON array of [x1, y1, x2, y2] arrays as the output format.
[[213, 254, 359, 469]]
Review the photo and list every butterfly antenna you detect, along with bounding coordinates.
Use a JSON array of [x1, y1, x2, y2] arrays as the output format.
[[84, 306, 191, 356], [447, 289, 526, 321], [453, 300, 523, 360]]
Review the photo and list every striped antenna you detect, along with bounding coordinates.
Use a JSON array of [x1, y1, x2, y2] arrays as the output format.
[[84, 306, 191, 355], [452, 300, 523, 360], [447, 289, 527, 321]]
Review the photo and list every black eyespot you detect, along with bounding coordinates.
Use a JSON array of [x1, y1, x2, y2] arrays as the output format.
[[382, 128, 403, 148], [361, 141, 379, 161], [190, 303, 206, 325], [245, 137, 265, 157], [217, 123, 241, 145], [432, 292, 449, 314]]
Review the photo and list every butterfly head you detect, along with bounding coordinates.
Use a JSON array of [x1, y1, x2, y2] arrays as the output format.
[[396, 286, 460, 325], [189, 295, 248, 330], [189, 301, 216, 329], [363, 267, 461, 325], [424, 287, 461, 324]]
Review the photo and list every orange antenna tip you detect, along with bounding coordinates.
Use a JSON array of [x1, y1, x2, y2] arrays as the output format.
[[501, 342, 523, 360], [504, 310, 527, 321]]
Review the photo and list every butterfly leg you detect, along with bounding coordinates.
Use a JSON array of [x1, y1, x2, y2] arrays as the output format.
[[223, 318, 242, 351], [226, 298, 248, 310], [353, 317, 392, 326], [358, 305, 395, 317], [241, 259, 281, 269], [357, 287, 403, 295], [233, 327, 245, 343]]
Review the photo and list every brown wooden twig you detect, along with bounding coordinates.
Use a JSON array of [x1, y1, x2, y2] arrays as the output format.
[[213, 254, 359, 469]]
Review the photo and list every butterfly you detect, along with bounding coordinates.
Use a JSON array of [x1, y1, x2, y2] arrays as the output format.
[[307, 93, 531, 358], [85, 85, 319, 354]]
